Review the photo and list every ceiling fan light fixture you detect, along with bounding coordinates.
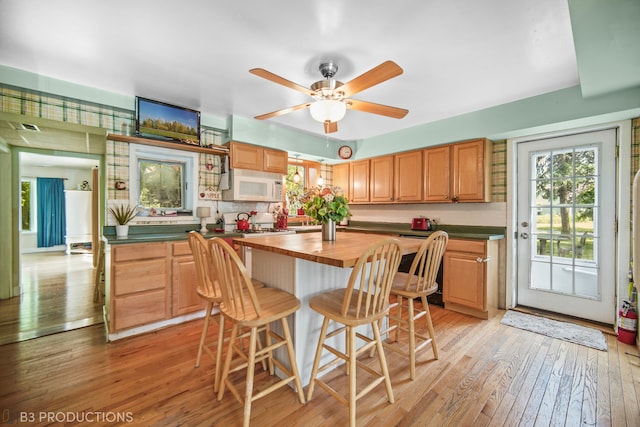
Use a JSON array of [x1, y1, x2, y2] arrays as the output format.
[[309, 99, 346, 123]]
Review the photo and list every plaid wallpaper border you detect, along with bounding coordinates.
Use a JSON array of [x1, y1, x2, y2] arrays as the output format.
[[491, 140, 507, 202], [1, 84, 133, 133]]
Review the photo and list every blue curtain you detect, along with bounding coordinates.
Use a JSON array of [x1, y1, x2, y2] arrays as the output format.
[[37, 178, 66, 248]]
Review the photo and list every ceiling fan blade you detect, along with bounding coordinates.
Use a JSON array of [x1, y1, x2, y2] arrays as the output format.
[[254, 103, 312, 120], [346, 99, 408, 119], [338, 60, 404, 98], [250, 68, 315, 97], [324, 121, 338, 134]]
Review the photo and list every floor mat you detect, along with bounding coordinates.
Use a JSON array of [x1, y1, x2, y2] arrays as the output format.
[[501, 310, 607, 351]]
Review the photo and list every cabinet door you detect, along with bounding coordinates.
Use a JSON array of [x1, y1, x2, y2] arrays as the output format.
[[370, 155, 394, 203], [423, 146, 450, 202], [172, 255, 203, 316], [350, 159, 370, 203], [394, 151, 422, 202], [171, 241, 204, 316], [229, 141, 263, 171], [451, 139, 488, 202], [443, 251, 485, 311], [263, 148, 288, 175], [333, 163, 350, 200]]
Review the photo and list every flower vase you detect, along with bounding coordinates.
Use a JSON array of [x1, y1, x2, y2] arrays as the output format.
[[322, 219, 336, 241], [116, 224, 129, 238]]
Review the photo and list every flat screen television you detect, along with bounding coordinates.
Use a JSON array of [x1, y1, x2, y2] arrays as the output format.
[[135, 97, 200, 145]]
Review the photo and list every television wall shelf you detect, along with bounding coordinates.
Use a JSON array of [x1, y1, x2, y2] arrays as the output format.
[[107, 134, 229, 155]]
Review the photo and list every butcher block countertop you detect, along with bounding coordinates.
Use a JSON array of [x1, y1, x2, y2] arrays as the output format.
[[232, 232, 423, 268]]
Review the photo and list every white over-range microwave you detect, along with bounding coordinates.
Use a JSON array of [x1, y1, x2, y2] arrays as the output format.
[[221, 168, 283, 202]]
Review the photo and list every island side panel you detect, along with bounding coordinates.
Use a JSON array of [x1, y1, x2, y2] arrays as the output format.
[[251, 248, 353, 386]]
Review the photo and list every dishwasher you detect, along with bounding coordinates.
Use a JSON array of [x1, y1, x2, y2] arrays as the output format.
[[398, 235, 444, 307]]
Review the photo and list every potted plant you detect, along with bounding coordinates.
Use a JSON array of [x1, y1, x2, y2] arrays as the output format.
[[302, 186, 351, 240], [108, 203, 137, 238]]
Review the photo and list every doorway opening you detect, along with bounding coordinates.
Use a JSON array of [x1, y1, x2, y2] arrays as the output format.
[[0, 151, 103, 345], [515, 128, 617, 325]]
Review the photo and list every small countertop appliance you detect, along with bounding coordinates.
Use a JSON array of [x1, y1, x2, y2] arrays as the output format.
[[411, 217, 431, 231]]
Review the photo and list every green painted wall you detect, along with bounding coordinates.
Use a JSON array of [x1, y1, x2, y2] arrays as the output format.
[[355, 85, 640, 159]]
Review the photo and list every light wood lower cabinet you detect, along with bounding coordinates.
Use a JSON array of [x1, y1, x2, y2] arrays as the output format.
[[109, 238, 240, 334], [110, 242, 170, 331], [443, 238, 499, 319], [171, 241, 204, 316]]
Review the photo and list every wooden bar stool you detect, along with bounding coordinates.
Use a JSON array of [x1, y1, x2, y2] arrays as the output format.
[[188, 231, 264, 393], [306, 238, 402, 427], [93, 239, 105, 303], [208, 237, 305, 427], [383, 230, 448, 380]]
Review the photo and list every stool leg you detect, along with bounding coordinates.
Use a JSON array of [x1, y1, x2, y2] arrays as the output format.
[[348, 325, 357, 427], [372, 320, 394, 404], [281, 317, 305, 403], [306, 316, 330, 401], [213, 314, 225, 392], [217, 323, 239, 402], [196, 302, 213, 368], [394, 296, 404, 342], [242, 327, 258, 427], [421, 296, 438, 359], [408, 298, 416, 380]]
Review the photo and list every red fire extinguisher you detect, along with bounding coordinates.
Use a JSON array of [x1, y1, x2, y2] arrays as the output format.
[[618, 300, 638, 345]]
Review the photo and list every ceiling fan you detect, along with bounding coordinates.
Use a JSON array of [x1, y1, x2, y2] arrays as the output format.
[[250, 60, 409, 134]]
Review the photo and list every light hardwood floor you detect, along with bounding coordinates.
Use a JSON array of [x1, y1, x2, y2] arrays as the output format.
[[0, 251, 103, 345], [1, 303, 638, 426]]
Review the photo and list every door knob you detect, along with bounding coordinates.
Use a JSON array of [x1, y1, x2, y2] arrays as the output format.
[[520, 232, 529, 239], [521, 221, 529, 227]]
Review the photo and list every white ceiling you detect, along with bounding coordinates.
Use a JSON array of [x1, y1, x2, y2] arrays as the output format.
[[0, 0, 581, 142]]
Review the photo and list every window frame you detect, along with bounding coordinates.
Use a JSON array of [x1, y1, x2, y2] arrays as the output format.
[[128, 143, 198, 217]]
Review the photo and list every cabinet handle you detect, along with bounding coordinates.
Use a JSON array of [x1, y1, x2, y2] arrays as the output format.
[[476, 256, 492, 263]]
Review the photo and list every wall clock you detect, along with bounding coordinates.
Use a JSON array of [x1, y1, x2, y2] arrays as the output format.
[[338, 145, 353, 160]]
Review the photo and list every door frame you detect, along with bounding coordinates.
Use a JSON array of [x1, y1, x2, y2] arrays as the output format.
[[506, 120, 632, 325]]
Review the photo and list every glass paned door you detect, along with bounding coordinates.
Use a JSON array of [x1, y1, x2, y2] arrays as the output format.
[[517, 129, 616, 324]]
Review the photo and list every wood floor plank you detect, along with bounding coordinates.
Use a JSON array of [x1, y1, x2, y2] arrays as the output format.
[[565, 344, 588, 423]]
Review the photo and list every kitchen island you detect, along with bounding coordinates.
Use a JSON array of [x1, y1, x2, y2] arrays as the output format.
[[233, 232, 423, 386]]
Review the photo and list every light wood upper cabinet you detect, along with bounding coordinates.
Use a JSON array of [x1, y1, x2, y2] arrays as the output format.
[[333, 163, 350, 200], [451, 138, 491, 202], [228, 141, 263, 171], [423, 146, 450, 202], [263, 148, 288, 175], [226, 141, 287, 174], [370, 155, 395, 203], [350, 159, 370, 203], [395, 151, 423, 202], [337, 137, 491, 205]]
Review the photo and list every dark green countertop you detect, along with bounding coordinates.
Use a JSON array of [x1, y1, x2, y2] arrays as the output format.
[[104, 224, 242, 245], [341, 221, 505, 240], [104, 221, 505, 245]]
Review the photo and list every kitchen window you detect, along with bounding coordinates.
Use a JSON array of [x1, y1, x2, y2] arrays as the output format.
[[128, 144, 197, 213]]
